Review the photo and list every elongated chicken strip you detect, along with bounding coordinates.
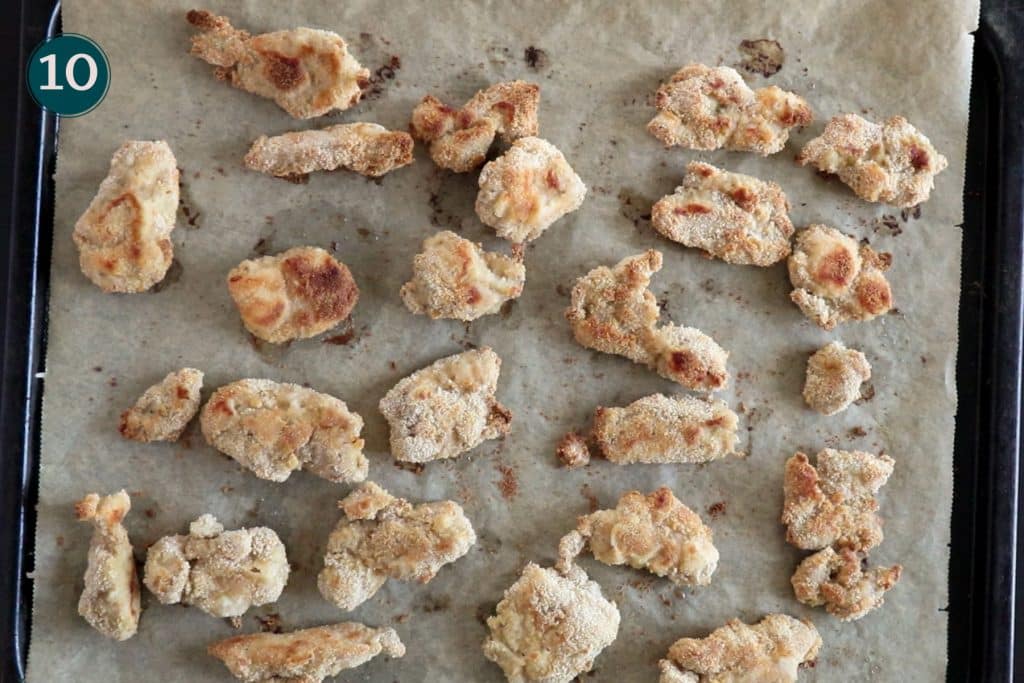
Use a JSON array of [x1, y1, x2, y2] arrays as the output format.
[[318, 482, 476, 610], [209, 622, 404, 683], [118, 368, 204, 442], [143, 514, 288, 618], [802, 341, 871, 416], [200, 379, 367, 483], [73, 140, 178, 293], [186, 9, 369, 119], [75, 491, 140, 641], [791, 546, 902, 621], [244, 123, 413, 179]]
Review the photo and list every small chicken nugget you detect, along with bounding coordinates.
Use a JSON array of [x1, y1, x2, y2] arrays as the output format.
[[244, 123, 413, 179], [792, 546, 902, 621], [803, 342, 871, 415], [555, 431, 591, 468], [118, 368, 204, 442]]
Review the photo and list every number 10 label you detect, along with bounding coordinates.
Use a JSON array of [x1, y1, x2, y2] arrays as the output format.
[[28, 34, 110, 117]]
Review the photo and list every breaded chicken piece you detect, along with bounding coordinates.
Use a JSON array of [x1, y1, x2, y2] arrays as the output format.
[[651, 161, 794, 266], [475, 137, 587, 244], [143, 514, 289, 618], [400, 230, 525, 321], [318, 482, 476, 610], [74, 491, 140, 641], [658, 614, 821, 683], [557, 487, 718, 587], [792, 547, 902, 621], [565, 250, 730, 391], [782, 449, 895, 551], [379, 347, 511, 463], [803, 342, 871, 415], [797, 114, 948, 207], [73, 141, 178, 293], [186, 10, 369, 119], [227, 246, 359, 344], [788, 224, 893, 330], [209, 622, 405, 683], [410, 80, 540, 172], [118, 368, 204, 442], [591, 394, 738, 464], [243, 123, 413, 179], [200, 378, 367, 483], [483, 562, 620, 683], [647, 64, 812, 156], [555, 431, 591, 468]]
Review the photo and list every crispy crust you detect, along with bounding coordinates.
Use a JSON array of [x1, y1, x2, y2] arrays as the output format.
[[591, 394, 738, 464], [475, 137, 587, 244], [651, 161, 794, 266], [200, 378, 367, 483], [797, 113, 948, 207], [555, 431, 591, 468], [209, 622, 404, 682], [186, 9, 369, 119], [788, 224, 893, 330], [75, 491, 140, 641], [658, 614, 821, 683], [244, 123, 413, 178], [802, 342, 871, 415], [143, 514, 289, 618], [410, 80, 540, 172], [227, 246, 359, 343], [400, 230, 525, 321], [73, 141, 178, 293], [317, 482, 476, 610], [791, 547, 902, 621], [782, 449, 895, 551], [118, 368, 204, 442], [565, 250, 730, 391], [378, 347, 511, 463], [647, 64, 812, 156]]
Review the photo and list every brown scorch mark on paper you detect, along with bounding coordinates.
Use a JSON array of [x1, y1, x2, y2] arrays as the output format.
[[524, 46, 549, 70], [496, 464, 518, 500], [738, 39, 785, 77]]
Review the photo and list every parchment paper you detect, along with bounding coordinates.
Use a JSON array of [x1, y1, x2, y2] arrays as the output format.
[[28, 1, 978, 680]]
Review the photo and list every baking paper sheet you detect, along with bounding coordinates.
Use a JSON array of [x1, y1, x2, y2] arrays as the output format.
[[28, 1, 978, 680]]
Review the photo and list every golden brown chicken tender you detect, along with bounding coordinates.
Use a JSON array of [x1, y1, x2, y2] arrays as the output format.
[[118, 368, 203, 442], [186, 9, 369, 119], [74, 491, 140, 641], [651, 161, 794, 266], [243, 123, 413, 179], [791, 547, 902, 621], [400, 231, 525, 321], [797, 114, 948, 207], [73, 140, 178, 293], [647, 64, 812, 155], [802, 342, 871, 416], [200, 378, 367, 483], [410, 80, 540, 172], [209, 622, 405, 683], [318, 482, 476, 610], [227, 246, 359, 344]]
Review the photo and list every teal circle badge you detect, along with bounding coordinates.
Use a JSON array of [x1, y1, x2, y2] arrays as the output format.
[[27, 34, 110, 117]]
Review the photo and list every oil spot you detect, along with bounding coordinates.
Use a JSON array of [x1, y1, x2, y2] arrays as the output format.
[[524, 46, 549, 70]]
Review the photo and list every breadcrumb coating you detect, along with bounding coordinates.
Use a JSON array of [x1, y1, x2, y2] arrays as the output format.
[[555, 431, 591, 468], [318, 482, 476, 610], [651, 161, 794, 266], [647, 64, 812, 155], [118, 368, 204, 442], [244, 123, 413, 179], [802, 342, 871, 415], [186, 9, 369, 119], [797, 113, 948, 207], [209, 622, 404, 683], [791, 546, 902, 621], [73, 141, 178, 293]]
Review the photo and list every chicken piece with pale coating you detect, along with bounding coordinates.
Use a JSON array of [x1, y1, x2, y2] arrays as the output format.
[[143, 514, 289, 618], [782, 449, 895, 551], [788, 224, 893, 330], [400, 230, 525, 321], [792, 546, 902, 621], [557, 487, 718, 587], [379, 347, 511, 463], [647, 64, 812, 155], [209, 622, 405, 683], [803, 341, 871, 415], [186, 9, 369, 119], [797, 113, 948, 207], [243, 123, 413, 179], [200, 379, 367, 484], [73, 140, 178, 293], [658, 614, 821, 683], [651, 161, 794, 266], [410, 80, 539, 172], [318, 482, 476, 610], [118, 368, 204, 442], [74, 491, 141, 641]]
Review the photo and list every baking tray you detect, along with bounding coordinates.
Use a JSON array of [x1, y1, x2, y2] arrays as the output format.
[[0, 1, 1020, 681]]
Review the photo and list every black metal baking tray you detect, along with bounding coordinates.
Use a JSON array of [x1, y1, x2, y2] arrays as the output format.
[[1, 1, 1021, 681]]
